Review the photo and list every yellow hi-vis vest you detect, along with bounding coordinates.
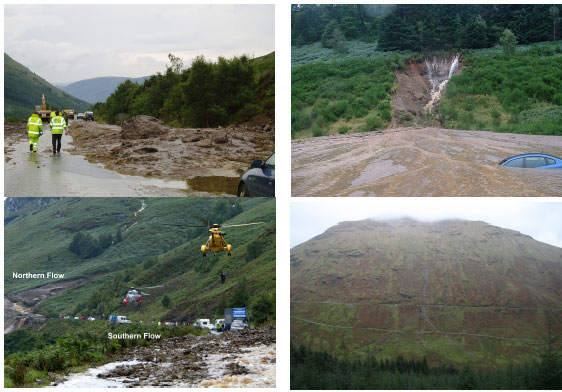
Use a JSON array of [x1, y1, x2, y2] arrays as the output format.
[[27, 115, 43, 136], [50, 116, 66, 135]]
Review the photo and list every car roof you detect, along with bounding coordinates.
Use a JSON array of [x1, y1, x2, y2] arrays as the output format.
[[504, 153, 557, 160]]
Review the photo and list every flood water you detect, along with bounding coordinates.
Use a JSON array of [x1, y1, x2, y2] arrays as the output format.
[[292, 127, 562, 196], [52, 344, 276, 388]]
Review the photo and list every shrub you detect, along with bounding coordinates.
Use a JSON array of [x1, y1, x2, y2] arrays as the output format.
[[364, 115, 383, 131]]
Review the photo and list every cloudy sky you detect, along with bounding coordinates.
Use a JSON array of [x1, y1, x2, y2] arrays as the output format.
[[4, 4, 274, 85], [291, 199, 562, 248]]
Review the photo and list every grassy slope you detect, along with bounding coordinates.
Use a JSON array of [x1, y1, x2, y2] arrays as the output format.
[[4, 53, 90, 119], [34, 198, 275, 322], [4, 198, 267, 293]]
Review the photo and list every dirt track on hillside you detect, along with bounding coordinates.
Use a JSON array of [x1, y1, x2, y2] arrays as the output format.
[[292, 127, 562, 196]]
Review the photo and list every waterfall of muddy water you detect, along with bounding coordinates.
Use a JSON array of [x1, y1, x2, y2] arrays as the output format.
[[424, 54, 460, 112]]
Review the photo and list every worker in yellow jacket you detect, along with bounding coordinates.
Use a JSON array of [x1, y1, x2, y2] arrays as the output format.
[[26, 113, 43, 152], [49, 111, 67, 154]]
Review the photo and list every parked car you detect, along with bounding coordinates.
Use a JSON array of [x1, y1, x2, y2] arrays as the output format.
[[499, 153, 562, 169], [237, 153, 275, 197], [84, 111, 94, 121], [76, 113, 84, 120]]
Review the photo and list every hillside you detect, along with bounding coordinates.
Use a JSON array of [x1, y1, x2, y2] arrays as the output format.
[[291, 4, 562, 137], [61, 76, 150, 104], [4, 53, 90, 120], [4, 197, 273, 303], [291, 218, 562, 368]]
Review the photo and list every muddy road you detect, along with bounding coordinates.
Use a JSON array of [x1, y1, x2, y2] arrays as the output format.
[[292, 127, 562, 196], [4, 117, 273, 196], [68, 116, 274, 194], [53, 327, 276, 388]]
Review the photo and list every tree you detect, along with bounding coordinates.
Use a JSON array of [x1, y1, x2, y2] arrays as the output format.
[[550, 6, 560, 41], [457, 365, 477, 389], [230, 278, 250, 307], [161, 294, 171, 308], [499, 29, 517, 56], [167, 53, 184, 74], [115, 228, 123, 243], [98, 233, 113, 249], [69, 232, 103, 259], [250, 291, 275, 325]]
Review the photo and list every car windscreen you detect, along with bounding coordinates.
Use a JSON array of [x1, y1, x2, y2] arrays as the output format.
[[503, 157, 524, 168], [264, 153, 275, 169]]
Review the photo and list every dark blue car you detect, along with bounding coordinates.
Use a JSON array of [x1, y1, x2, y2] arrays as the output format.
[[499, 153, 562, 169], [237, 153, 275, 197]]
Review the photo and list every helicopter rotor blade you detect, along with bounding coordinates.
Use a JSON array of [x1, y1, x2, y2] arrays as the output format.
[[136, 285, 164, 289], [222, 222, 266, 228]]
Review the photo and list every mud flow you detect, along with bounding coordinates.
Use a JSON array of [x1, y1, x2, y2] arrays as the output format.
[[52, 327, 276, 388], [4, 117, 274, 197], [292, 127, 562, 196], [4, 277, 100, 334]]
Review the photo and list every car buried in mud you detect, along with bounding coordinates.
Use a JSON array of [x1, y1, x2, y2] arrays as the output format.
[[237, 153, 275, 197], [500, 153, 562, 169]]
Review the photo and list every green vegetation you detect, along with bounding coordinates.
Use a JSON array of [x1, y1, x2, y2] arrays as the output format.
[[4, 320, 207, 387], [292, 41, 417, 67], [292, 5, 561, 51], [439, 49, 562, 135], [4, 53, 90, 121], [292, 58, 395, 138], [91, 52, 274, 127], [292, 4, 562, 136], [291, 345, 562, 389]]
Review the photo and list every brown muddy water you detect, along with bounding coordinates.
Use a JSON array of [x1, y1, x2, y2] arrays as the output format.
[[292, 127, 562, 196]]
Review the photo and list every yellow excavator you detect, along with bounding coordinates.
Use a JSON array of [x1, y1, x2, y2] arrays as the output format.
[[34, 94, 52, 121]]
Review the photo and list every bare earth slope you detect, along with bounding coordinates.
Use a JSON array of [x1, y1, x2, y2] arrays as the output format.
[[291, 219, 562, 368], [291, 127, 562, 196]]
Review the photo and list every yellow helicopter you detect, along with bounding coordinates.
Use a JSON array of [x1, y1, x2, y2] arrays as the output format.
[[200, 222, 264, 257]]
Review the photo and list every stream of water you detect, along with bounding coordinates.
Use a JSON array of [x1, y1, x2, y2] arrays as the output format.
[[424, 54, 460, 112]]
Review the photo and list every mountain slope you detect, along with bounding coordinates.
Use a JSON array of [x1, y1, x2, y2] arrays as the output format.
[[4, 53, 90, 119], [291, 218, 562, 368], [4, 197, 275, 326], [61, 76, 150, 104]]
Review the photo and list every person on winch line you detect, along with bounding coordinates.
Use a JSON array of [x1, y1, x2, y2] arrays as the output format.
[[49, 111, 67, 154], [220, 271, 226, 284], [26, 112, 43, 152]]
